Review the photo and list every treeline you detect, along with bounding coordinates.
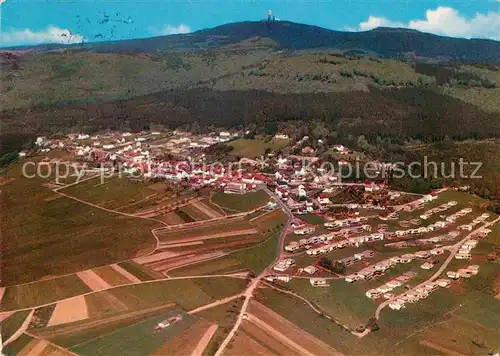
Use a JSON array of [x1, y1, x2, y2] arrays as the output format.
[[414, 62, 497, 88], [2, 87, 499, 143]]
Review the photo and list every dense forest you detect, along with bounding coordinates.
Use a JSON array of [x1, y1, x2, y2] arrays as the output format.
[[2, 87, 499, 145]]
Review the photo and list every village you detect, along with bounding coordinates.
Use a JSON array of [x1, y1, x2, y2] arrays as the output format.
[[10, 127, 500, 351], [26, 130, 499, 299]]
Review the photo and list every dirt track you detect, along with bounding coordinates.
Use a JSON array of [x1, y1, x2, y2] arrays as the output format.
[[133, 250, 179, 264], [191, 324, 218, 356], [47, 296, 88, 326], [0, 311, 14, 322], [420, 341, 466, 356]]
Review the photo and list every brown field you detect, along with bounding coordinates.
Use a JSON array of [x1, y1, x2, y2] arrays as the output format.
[[32, 303, 176, 345], [109, 264, 141, 284], [16, 338, 74, 356], [163, 236, 263, 258], [169, 256, 242, 277], [225, 332, 273, 356], [92, 266, 134, 286], [47, 296, 89, 327], [155, 218, 251, 242], [192, 201, 223, 219], [239, 319, 302, 355], [85, 290, 129, 317], [76, 270, 111, 292], [18, 339, 50, 356], [147, 252, 226, 275], [159, 229, 259, 246], [157, 211, 186, 225], [250, 209, 286, 233], [152, 319, 216, 356], [1, 275, 91, 311], [245, 301, 341, 356]]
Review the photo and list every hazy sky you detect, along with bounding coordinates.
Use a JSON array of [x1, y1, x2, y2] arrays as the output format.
[[1, 0, 499, 46]]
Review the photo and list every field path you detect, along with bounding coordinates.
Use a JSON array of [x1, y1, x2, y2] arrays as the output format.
[[133, 250, 179, 264], [110, 264, 141, 283], [0, 311, 14, 322], [420, 341, 466, 356], [0, 287, 5, 303], [188, 293, 243, 315], [191, 324, 219, 356], [76, 270, 111, 291], [48, 296, 88, 326], [3, 309, 34, 346]]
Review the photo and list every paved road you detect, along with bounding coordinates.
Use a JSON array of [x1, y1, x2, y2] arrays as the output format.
[[375, 216, 500, 320], [214, 186, 294, 356]]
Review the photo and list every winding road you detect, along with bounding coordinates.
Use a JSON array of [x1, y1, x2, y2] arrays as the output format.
[[214, 185, 294, 356]]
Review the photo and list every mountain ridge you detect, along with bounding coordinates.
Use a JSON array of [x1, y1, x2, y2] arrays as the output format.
[[2, 21, 499, 63]]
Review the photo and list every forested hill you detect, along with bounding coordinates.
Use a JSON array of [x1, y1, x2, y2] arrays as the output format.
[[4, 21, 500, 63]]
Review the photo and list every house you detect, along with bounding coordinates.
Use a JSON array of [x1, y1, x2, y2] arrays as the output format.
[[354, 250, 375, 260], [368, 233, 384, 241], [273, 259, 295, 272], [389, 300, 405, 310], [466, 265, 480, 275], [317, 195, 331, 205], [400, 254, 414, 263], [224, 182, 247, 194], [295, 226, 315, 235], [303, 265, 318, 275], [446, 271, 460, 279], [310, 278, 328, 287], [365, 289, 382, 299], [376, 284, 393, 293], [455, 253, 472, 260], [386, 280, 403, 289], [339, 256, 356, 267], [463, 240, 478, 248], [415, 251, 430, 259], [420, 262, 435, 270], [345, 274, 360, 283], [430, 248, 444, 255], [436, 279, 451, 288], [284, 243, 300, 252], [458, 269, 473, 278]]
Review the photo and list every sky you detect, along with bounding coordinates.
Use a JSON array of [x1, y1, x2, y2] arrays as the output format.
[[0, 0, 499, 47]]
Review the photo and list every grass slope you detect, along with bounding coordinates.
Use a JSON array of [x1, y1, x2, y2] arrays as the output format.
[[0, 163, 159, 286]]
